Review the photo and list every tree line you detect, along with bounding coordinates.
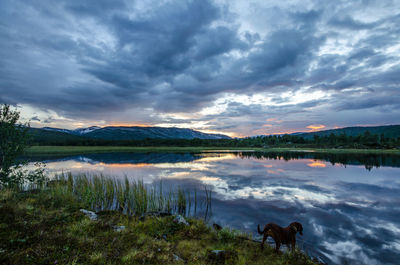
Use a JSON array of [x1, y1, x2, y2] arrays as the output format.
[[29, 130, 400, 149]]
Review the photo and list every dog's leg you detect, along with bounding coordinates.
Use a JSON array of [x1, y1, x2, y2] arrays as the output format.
[[291, 240, 296, 252], [261, 233, 268, 250], [286, 243, 291, 252], [275, 240, 281, 253]]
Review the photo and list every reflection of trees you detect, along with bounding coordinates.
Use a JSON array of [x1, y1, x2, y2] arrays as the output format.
[[235, 152, 400, 170], [25, 151, 400, 170], [26, 152, 201, 165]]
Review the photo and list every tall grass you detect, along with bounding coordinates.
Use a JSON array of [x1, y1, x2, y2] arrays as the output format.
[[204, 185, 212, 221], [50, 173, 211, 217]]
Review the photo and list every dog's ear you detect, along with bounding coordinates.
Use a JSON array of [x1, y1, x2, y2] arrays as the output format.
[[295, 222, 303, 235], [290, 222, 303, 235]]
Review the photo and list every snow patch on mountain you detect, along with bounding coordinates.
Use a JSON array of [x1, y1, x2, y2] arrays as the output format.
[[42, 127, 72, 134], [73, 126, 101, 135]]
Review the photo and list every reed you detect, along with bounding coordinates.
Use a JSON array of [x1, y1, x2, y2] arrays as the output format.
[[204, 185, 212, 221], [50, 173, 211, 217]]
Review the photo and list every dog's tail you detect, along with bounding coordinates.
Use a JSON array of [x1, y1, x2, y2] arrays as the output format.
[[257, 224, 264, 234], [258, 224, 274, 234]]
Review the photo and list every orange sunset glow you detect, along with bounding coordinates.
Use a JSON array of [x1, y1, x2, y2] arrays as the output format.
[[307, 160, 327, 168], [306, 125, 326, 131]]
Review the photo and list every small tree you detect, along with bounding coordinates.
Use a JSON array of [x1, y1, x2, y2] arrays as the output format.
[[0, 104, 44, 188]]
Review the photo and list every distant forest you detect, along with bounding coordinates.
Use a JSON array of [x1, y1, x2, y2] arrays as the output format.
[[29, 129, 400, 149]]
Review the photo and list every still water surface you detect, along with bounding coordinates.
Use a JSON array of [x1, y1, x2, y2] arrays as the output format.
[[31, 151, 400, 265]]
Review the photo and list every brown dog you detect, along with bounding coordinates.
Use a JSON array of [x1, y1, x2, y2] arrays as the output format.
[[257, 222, 303, 252]]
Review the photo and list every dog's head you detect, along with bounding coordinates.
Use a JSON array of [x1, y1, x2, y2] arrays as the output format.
[[290, 222, 303, 235]]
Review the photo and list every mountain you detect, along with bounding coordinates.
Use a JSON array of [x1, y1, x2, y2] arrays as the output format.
[[42, 126, 101, 135], [294, 125, 400, 139], [29, 127, 88, 145], [36, 126, 230, 140], [73, 126, 101, 135], [42, 127, 72, 134], [84, 126, 230, 140]]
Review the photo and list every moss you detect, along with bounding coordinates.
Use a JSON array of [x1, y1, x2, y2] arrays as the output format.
[[0, 189, 319, 265]]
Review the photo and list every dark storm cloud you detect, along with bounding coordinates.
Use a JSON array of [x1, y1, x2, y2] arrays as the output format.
[[65, 0, 126, 17], [333, 90, 400, 111], [0, 0, 399, 132], [30, 116, 40, 122], [328, 15, 378, 30], [106, 1, 222, 78], [246, 29, 320, 79], [348, 48, 376, 61]]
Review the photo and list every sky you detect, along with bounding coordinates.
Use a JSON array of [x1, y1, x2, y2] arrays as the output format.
[[0, 0, 399, 137]]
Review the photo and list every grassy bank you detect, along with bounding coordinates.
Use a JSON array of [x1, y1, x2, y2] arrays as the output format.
[[26, 145, 400, 156], [0, 176, 318, 265]]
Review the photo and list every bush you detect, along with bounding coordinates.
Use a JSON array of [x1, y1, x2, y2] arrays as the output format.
[[0, 104, 45, 188]]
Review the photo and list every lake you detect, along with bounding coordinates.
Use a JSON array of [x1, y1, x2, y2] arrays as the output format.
[[29, 151, 400, 265]]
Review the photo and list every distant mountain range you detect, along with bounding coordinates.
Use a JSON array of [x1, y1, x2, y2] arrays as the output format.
[[35, 126, 231, 141], [28, 124, 400, 145], [291, 125, 400, 139]]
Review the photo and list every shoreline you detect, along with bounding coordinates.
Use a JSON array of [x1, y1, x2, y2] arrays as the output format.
[[0, 186, 319, 264]]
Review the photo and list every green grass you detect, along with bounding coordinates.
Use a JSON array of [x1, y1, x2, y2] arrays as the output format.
[[26, 145, 400, 156], [50, 173, 208, 217], [0, 187, 318, 265]]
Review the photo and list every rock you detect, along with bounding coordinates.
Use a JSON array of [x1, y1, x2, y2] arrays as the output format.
[[208, 250, 225, 264], [173, 254, 184, 262], [80, 209, 97, 221], [173, 215, 189, 226], [112, 225, 125, 232], [207, 250, 237, 264]]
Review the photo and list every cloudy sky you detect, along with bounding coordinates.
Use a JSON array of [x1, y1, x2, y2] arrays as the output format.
[[1, 0, 399, 137]]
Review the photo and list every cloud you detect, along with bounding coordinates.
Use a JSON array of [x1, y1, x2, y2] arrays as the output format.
[[30, 116, 41, 122], [0, 0, 399, 135], [328, 15, 378, 30]]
